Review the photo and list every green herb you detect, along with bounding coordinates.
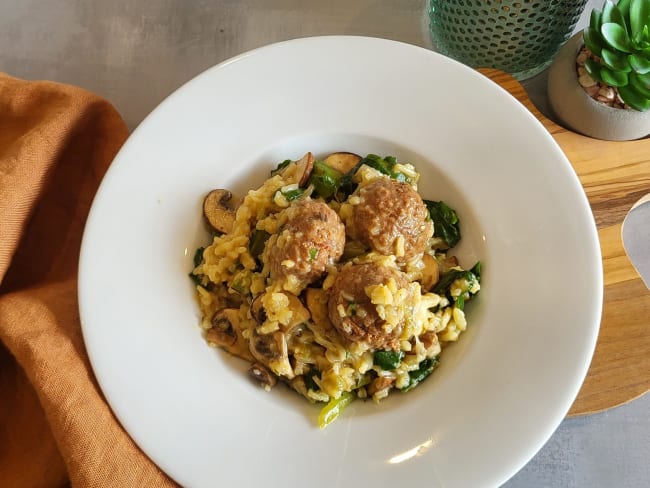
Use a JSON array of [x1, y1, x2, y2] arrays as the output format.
[[402, 357, 439, 392], [432, 268, 479, 301], [318, 391, 355, 429], [373, 350, 404, 370], [271, 159, 292, 175], [358, 154, 411, 182], [308, 247, 319, 262], [308, 160, 344, 199], [249, 230, 270, 259], [281, 188, 304, 201], [304, 368, 321, 391], [470, 261, 482, 280], [424, 200, 461, 248], [455, 295, 465, 311]]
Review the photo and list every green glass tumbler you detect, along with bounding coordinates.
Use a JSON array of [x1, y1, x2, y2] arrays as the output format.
[[428, 0, 588, 80]]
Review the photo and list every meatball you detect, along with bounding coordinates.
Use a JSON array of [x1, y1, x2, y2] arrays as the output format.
[[267, 199, 345, 285], [352, 178, 433, 260], [328, 263, 410, 351]]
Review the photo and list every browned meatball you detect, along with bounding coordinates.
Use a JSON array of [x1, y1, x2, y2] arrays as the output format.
[[328, 263, 409, 351], [268, 199, 345, 285], [352, 179, 433, 260]]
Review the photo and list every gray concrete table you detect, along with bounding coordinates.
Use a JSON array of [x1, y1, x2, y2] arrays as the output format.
[[2, 1, 648, 486]]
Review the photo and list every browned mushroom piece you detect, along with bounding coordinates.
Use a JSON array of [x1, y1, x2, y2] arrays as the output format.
[[248, 362, 278, 388], [323, 152, 361, 174], [367, 376, 394, 396], [249, 330, 294, 378], [250, 294, 267, 324], [279, 152, 314, 187], [206, 308, 252, 361], [440, 255, 459, 274], [295, 152, 314, 187], [420, 253, 440, 290], [203, 189, 236, 234]]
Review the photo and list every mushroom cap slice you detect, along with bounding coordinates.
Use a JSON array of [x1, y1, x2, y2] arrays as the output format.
[[248, 362, 278, 388], [203, 189, 236, 234], [206, 309, 253, 361], [324, 152, 361, 174]]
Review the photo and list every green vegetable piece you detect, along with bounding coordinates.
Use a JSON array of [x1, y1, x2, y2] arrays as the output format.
[[308, 247, 319, 262], [271, 159, 291, 176], [282, 188, 304, 201], [304, 368, 321, 392], [402, 357, 439, 392], [618, 82, 650, 110], [249, 230, 270, 259], [308, 160, 343, 199], [470, 261, 482, 280], [601, 22, 633, 52], [424, 200, 461, 248], [193, 246, 205, 267], [455, 295, 465, 311], [432, 268, 479, 299], [318, 391, 355, 428], [373, 350, 404, 370]]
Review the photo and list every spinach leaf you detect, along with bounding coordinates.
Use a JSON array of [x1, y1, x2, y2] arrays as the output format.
[[308, 160, 343, 199], [373, 350, 404, 370], [304, 368, 321, 391], [424, 200, 461, 248], [271, 159, 292, 176], [193, 246, 205, 267], [402, 357, 439, 392]]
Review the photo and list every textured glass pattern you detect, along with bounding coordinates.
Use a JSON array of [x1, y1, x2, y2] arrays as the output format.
[[429, 0, 588, 79]]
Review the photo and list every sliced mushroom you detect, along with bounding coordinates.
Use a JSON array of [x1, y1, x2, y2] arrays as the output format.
[[249, 330, 294, 378], [367, 376, 394, 396], [250, 291, 310, 331], [248, 362, 278, 388], [440, 255, 459, 274], [295, 152, 315, 187], [324, 152, 362, 174], [206, 309, 253, 361], [250, 294, 267, 324], [421, 253, 440, 290], [280, 152, 314, 187], [203, 189, 236, 234]]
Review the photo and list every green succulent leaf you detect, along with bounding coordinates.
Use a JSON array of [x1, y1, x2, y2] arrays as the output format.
[[602, 47, 632, 71], [600, 65, 629, 86], [634, 69, 650, 87], [590, 8, 603, 30], [618, 83, 650, 111], [602, 1, 628, 31], [630, 71, 650, 97], [584, 27, 607, 56], [618, 0, 633, 22], [629, 53, 650, 73], [630, 0, 650, 42], [584, 57, 604, 82], [602, 22, 633, 52]]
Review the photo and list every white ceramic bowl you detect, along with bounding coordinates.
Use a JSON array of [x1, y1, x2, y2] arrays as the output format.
[[79, 36, 603, 488]]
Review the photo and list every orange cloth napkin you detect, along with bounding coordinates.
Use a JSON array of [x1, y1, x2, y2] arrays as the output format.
[[0, 73, 176, 487]]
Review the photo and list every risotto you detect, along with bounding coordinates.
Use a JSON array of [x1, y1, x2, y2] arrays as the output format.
[[190, 152, 481, 428]]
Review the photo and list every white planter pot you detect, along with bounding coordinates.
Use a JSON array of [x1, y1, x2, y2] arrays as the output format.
[[547, 32, 650, 141]]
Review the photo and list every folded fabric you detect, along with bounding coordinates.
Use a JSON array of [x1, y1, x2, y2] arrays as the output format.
[[0, 73, 176, 487]]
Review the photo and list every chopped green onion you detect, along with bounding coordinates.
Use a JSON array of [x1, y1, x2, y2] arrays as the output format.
[[318, 391, 355, 429]]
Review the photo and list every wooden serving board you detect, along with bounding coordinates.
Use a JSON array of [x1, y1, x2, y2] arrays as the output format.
[[478, 69, 650, 416]]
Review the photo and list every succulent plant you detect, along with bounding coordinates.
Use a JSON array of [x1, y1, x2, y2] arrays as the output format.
[[583, 0, 650, 111]]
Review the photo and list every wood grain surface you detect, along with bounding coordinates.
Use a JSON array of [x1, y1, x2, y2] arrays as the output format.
[[479, 69, 650, 416]]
